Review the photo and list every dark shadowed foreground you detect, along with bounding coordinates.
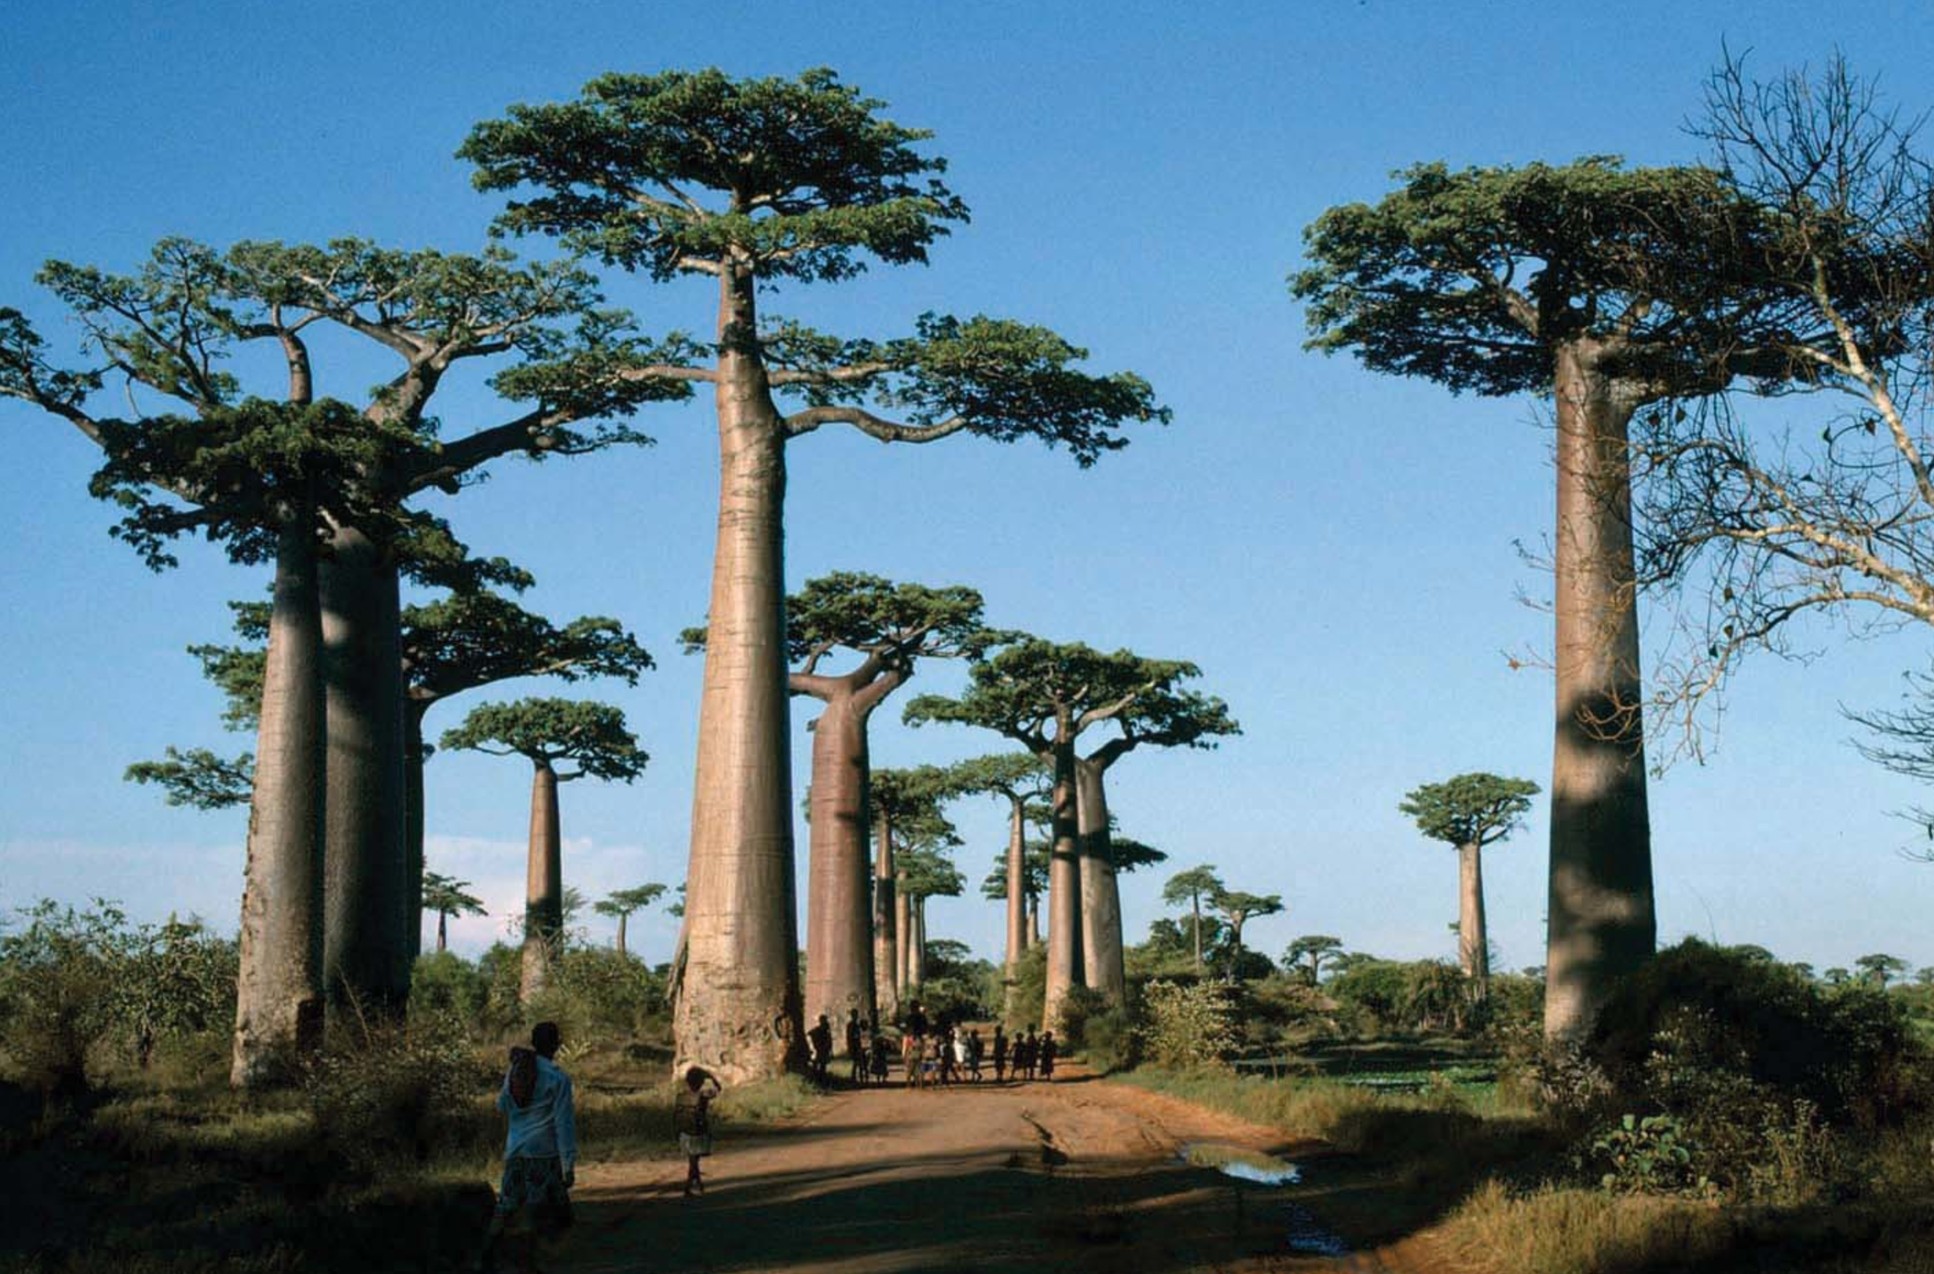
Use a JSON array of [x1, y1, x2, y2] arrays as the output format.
[[552, 1071, 1445, 1274]]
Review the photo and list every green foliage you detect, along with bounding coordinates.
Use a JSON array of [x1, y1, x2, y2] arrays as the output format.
[[0, 901, 235, 1095], [1141, 979, 1239, 1070], [305, 1013, 482, 1172], [1284, 934, 1344, 984], [593, 883, 668, 919], [464, 66, 970, 283], [906, 640, 1237, 755], [1588, 1113, 1709, 1196], [420, 872, 485, 924], [405, 592, 653, 707], [1327, 958, 1476, 1035], [1398, 773, 1538, 849], [1004, 944, 1047, 1030], [407, 951, 490, 1022], [1590, 939, 1917, 1129], [1293, 158, 1798, 397], [685, 571, 1005, 669], [124, 746, 253, 810], [440, 696, 646, 781]]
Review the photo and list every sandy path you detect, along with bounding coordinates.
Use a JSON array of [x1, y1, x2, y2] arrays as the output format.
[[553, 1071, 1453, 1274]]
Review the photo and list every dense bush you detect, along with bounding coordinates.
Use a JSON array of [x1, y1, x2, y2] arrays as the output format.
[[0, 901, 236, 1095], [306, 1011, 486, 1172], [1327, 958, 1474, 1035], [1004, 944, 1046, 1030], [1141, 979, 1238, 1069], [1591, 939, 1917, 1129]]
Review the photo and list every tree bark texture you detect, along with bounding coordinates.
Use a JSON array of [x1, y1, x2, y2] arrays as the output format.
[[435, 911, 448, 953], [231, 513, 326, 1088], [1075, 757, 1126, 1006], [673, 263, 803, 1084], [521, 761, 562, 1003], [1026, 895, 1041, 949], [1544, 343, 1656, 1045], [1043, 741, 1084, 1032], [872, 813, 899, 1021], [320, 524, 411, 1017], [912, 898, 926, 988], [1002, 794, 1026, 1015], [403, 703, 429, 965], [803, 697, 875, 1028], [1458, 842, 1490, 1000], [895, 878, 912, 997], [616, 912, 629, 959]]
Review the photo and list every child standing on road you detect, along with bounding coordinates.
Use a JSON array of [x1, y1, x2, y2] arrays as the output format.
[[676, 1066, 721, 1198]]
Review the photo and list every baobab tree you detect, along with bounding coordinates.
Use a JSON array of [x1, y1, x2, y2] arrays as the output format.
[[981, 837, 1050, 959], [594, 884, 668, 958], [867, 765, 961, 1010], [907, 640, 1191, 1026], [951, 753, 1053, 1000], [464, 68, 1166, 1080], [440, 698, 646, 1001], [1399, 773, 1538, 1001], [421, 871, 486, 953], [686, 572, 997, 1032], [2, 238, 685, 1082], [127, 562, 652, 962], [1295, 160, 1809, 1043], [1284, 934, 1344, 986], [1161, 865, 1224, 977], [1210, 886, 1284, 983], [898, 840, 966, 991], [1070, 664, 1237, 1004]]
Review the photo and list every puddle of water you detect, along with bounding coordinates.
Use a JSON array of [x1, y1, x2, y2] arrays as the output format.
[[1176, 1142, 1351, 1255]]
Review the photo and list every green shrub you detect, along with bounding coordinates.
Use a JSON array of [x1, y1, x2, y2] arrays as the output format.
[[1004, 944, 1046, 1030], [305, 1010, 485, 1172], [1586, 1113, 1709, 1196], [408, 951, 489, 1024], [0, 900, 138, 1094], [1080, 1005, 1141, 1073], [1591, 939, 1917, 1129], [1141, 979, 1238, 1069]]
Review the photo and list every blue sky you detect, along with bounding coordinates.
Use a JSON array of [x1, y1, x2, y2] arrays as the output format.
[[4, 0, 1932, 977]]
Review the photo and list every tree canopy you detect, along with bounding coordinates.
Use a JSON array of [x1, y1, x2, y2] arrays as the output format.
[[1398, 773, 1540, 849], [439, 698, 646, 782]]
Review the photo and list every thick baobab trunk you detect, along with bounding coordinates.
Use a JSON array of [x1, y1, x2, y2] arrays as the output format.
[[1075, 757, 1126, 1006], [873, 813, 899, 1020], [1002, 795, 1026, 1014], [1026, 894, 1041, 949], [403, 702, 429, 965], [894, 878, 912, 996], [320, 524, 411, 1017], [803, 697, 875, 1031], [673, 262, 802, 1084], [616, 912, 629, 959], [1545, 344, 1655, 1046], [1043, 740, 1083, 1032], [232, 513, 326, 1088], [435, 911, 448, 954], [521, 761, 562, 1003], [1459, 841, 1490, 1000]]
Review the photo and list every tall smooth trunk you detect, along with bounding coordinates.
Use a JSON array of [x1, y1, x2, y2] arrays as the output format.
[[1075, 758, 1126, 1006], [320, 524, 410, 1016], [1191, 896, 1204, 975], [521, 761, 562, 1003], [912, 898, 926, 987], [1545, 344, 1655, 1045], [894, 877, 912, 996], [616, 912, 629, 959], [873, 813, 899, 1020], [403, 703, 428, 965], [1459, 842, 1489, 999], [435, 911, 448, 954], [1043, 740, 1083, 1031], [232, 512, 326, 1088], [1026, 895, 1041, 949], [804, 698, 874, 1029], [673, 263, 801, 1083], [1002, 795, 1026, 1015]]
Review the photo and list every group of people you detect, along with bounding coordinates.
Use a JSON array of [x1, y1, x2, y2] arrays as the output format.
[[482, 1006, 1061, 1270], [806, 1002, 1058, 1089]]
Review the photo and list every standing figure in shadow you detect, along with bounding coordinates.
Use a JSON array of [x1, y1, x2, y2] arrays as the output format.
[[676, 1066, 722, 1198]]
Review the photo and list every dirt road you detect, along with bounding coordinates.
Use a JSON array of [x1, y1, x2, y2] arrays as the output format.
[[555, 1072, 1451, 1274]]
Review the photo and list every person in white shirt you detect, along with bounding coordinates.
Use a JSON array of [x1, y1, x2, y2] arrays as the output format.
[[479, 1021, 577, 1273]]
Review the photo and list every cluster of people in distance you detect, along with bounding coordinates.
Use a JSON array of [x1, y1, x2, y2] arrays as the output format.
[[806, 1003, 1057, 1089]]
